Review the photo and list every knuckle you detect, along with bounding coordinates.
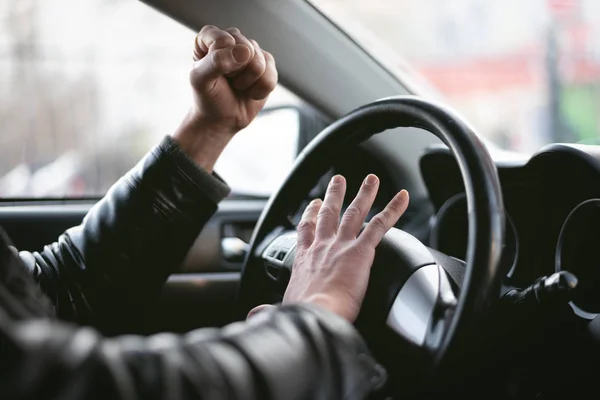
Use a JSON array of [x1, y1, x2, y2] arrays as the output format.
[[304, 202, 319, 215], [200, 24, 217, 33], [226, 27, 240, 34], [263, 50, 274, 62], [248, 54, 267, 75], [298, 219, 316, 232], [386, 203, 401, 215], [212, 33, 235, 48], [264, 72, 278, 91], [192, 47, 203, 61], [295, 240, 309, 253], [209, 50, 225, 70], [302, 204, 314, 215], [343, 206, 362, 221], [251, 75, 277, 97], [235, 60, 272, 94], [327, 183, 343, 195], [359, 184, 376, 197], [318, 205, 337, 219], [312, 241, 328, 254], [370, 214, 388, 232], [346, 243, 368, 257]]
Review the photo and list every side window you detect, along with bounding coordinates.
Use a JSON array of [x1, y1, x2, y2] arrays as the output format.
[[0, 0, 306, 199], [216, 105, 301, 198]]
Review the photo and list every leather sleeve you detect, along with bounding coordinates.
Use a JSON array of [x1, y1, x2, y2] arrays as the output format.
[[0, 303, 386, 400], [17, 136, 231, 333]]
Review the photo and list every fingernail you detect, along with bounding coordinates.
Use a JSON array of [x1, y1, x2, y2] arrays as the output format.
[[399, 189, 409, 201], [365, 174, 378, 185], [232, 45, 251, 63], [331, 175, 343, 185]]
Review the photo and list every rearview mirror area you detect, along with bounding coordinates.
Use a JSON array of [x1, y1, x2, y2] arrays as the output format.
[[215, 106, 329, 198]]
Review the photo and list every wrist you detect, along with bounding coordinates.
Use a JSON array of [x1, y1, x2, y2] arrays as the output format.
[[304, 293, 355, 322], [304, 294, 337, 314], [172, 110, 236, 173]]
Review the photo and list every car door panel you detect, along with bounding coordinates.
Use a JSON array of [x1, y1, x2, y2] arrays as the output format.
[[152, 272, 241, 333], [0, 199, 266, 331], [0, 204, 92, 252]]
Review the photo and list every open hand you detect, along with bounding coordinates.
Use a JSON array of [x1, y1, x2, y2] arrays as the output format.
[[283, 174, 409, 322]]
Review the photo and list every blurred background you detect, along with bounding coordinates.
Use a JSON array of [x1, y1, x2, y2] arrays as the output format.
[[0, 0, 599, 198], [312, 0, 600, 152]]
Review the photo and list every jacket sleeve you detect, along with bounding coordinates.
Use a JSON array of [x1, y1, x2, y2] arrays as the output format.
[[17, 136, 231, 333], [0, 303, 386, 400]]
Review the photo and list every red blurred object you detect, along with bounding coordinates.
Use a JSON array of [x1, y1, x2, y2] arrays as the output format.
[[547, 0, 580, 18], [69, 176, 86, 197], [416, 52, 541, 96], [416, 51, 600, 96]]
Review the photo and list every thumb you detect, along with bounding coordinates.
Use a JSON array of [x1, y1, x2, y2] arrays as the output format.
[[246, 304, 276, 320], [192, 45, 252, 89]]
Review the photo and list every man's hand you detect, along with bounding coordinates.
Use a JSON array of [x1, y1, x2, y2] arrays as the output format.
[[279, 174, 409, 322], [173, 26, 278, 172]]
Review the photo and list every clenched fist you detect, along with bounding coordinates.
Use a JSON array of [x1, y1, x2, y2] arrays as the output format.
[[173, 26, 278, 172]]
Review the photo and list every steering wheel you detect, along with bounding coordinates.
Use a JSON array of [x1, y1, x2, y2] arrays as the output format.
[[238, 96, 505, 395]]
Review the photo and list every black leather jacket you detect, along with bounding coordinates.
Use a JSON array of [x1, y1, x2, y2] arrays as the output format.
[[0, 137, 385, 400]]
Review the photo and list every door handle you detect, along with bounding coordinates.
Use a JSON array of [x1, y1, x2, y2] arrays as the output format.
[[221, 237, 249, 262]]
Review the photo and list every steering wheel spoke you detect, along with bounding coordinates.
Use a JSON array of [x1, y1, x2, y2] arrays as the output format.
[[388, 264, 457, 349], [261, 231, 297, 283]]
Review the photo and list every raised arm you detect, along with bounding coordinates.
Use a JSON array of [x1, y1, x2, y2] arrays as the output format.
[[16, 25, 277, 332]]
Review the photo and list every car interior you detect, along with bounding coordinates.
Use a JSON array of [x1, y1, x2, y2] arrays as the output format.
[[2, 0, 600, 398]]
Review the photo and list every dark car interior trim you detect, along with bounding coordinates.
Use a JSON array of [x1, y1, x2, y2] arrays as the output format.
[[0, 199, 265, 331]]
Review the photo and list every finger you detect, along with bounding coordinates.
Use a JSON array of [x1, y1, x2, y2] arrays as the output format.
[[191, 45, 253, 90], [338, 174, 380, 240], [231, 40, 267, 91], [193, 36, 206, 61], [296, 198, 322, 251], [194, 25, 236, 61], [224, 28, 255, 77], [359, 190, 410, 247], [248, 49, 278, 100], [315, 175, 346, 240]]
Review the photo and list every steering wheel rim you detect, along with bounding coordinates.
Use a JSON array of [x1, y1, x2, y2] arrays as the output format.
[[238, 95, 505, 384]]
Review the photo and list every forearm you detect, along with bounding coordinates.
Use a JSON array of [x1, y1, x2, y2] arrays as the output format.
[[19, 136, 230, 332], [0, 304, 384, 400], [172, 108, 237, 174]]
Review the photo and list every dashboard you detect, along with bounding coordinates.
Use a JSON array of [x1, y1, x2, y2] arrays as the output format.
[[420, 143, 600, 319]]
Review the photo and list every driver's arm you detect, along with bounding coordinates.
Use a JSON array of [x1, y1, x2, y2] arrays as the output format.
[[16, 26, 275, 332], [17, 136, 231, 332], [0, 26, 412, 400], [0, 161, 406, 400], [0, 301, 384, 400]]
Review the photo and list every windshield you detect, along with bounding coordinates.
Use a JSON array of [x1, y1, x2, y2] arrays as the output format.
[[310, 0, 600, 153]]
